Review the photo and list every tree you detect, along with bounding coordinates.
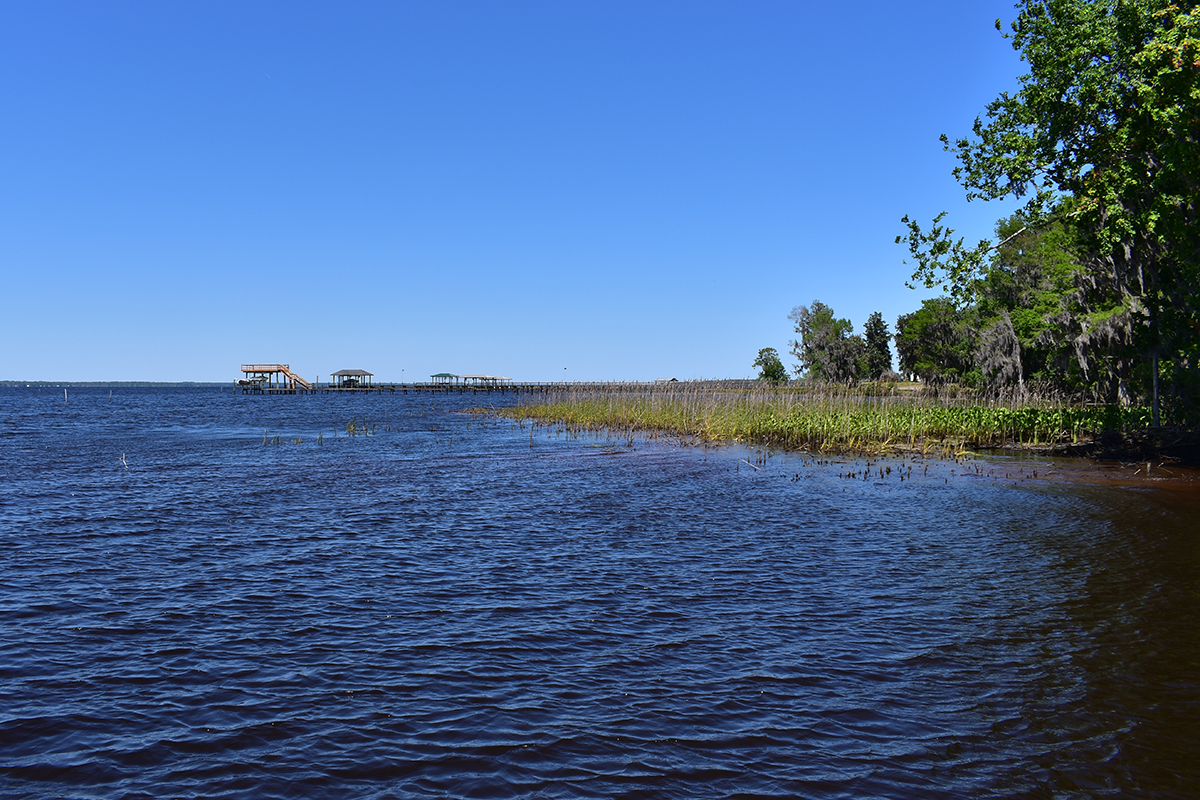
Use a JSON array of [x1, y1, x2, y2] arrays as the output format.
[[789, 301, 863, 382], [895, 299, 976, 385], [898, 0, 1200, 423], [974, 211, 1091, 391], [752, 347, 789, 384], [861, 311, 893, 380]]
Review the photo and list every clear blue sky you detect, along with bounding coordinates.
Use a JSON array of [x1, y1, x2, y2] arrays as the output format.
[[2, 1, 1025, 382]]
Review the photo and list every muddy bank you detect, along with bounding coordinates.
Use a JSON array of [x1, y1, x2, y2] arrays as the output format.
[[1051, 427, 1200, 468], [959, 428, 1200, 494], [969, 451, 1200, 494]]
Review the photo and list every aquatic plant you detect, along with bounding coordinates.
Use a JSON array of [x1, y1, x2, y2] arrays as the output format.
[[346, 417, 375, 436], [483, 381, 1150, 455]]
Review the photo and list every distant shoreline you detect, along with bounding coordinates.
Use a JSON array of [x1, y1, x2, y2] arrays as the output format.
[[0, 381, 228, 388]]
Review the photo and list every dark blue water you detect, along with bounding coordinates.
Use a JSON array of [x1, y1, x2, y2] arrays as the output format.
[[2, 387, 1198, 799]]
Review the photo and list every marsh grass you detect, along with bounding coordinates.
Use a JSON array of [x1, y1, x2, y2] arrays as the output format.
[[488, 381, 1150, 455], [346, 417, 377, 436]]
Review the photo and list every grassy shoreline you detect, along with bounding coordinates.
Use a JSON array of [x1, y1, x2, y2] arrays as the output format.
[[486, 382, 1155, 458]]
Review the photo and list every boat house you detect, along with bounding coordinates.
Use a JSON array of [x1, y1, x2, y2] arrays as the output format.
[[331, 369, 374, 388]]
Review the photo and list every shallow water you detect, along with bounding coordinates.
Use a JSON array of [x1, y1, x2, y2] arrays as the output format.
[[2, 387, 1197, 798]]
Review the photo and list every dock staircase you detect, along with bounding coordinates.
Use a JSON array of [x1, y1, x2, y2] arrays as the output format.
[[240, 364, 313, 390]]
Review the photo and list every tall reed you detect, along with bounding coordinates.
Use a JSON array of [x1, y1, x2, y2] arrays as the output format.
[[490, 381, 1149, 454]]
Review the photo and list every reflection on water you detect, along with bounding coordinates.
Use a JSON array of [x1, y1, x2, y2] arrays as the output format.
[[1, 387, 1197, 799]]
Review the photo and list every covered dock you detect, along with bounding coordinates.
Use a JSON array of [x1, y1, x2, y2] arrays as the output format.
[[238, 364, 313, 391], [331, 369, 374, 388], [237, 362, 670, 395]]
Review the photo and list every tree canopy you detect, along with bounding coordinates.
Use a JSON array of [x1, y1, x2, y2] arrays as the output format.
[[861, 312, 894, 380], [789, 302, 863, 382], [752, 347, 789, 384], [895, 298, 975, 385], [898, 0, 1199, 421]]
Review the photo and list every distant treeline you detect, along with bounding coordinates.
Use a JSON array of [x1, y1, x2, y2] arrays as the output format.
[[0, 381, 227, 388]]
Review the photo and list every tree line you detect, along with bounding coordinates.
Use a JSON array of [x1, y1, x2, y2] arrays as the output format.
[[757, 0, 1198, 427], [753, 306, 896, 385]]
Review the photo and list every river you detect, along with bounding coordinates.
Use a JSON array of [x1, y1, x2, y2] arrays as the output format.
[[2, 387, 1197, 798]]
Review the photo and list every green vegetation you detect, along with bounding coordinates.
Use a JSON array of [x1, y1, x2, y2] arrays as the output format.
[[861, 311, 894, 380], [788, 302, 896, 384], [788, 302, 865, 383], [897, 0, 1199, 426], [752, 348, 789, 384], [492, 383, 1148, 455], [895, 297, 975, 385], [493, 3, 1194, 460], [780, 2, 1197, 437], [257, 417, 385, 447]]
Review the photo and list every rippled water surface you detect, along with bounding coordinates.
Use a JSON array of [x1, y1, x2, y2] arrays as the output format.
[[2, 387, 1198, 799]]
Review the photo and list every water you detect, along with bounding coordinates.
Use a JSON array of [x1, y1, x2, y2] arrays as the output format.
[[2, 387, 1198, 799]]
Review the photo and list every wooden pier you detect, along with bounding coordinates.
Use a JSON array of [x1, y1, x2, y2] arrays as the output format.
[[237, 364, 694, 396], [237, 380, 661, 396], [238, 364, 314, 391]]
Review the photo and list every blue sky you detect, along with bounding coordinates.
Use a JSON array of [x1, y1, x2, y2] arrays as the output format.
[[1, 1, 1025, 382]]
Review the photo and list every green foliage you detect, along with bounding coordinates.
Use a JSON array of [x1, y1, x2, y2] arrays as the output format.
[[495, 383, 1152, 454], [861, 312, 894, 380], [895, 299, 976, 385], [789, 301, 863, 383], [898, 1, 1200, 422], [973, 212, 1088, 388], [896, 211, 992, 305], [752, 347, 789, 384]]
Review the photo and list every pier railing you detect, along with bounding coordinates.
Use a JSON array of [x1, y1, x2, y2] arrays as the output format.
[[240, 364, 313, 391]]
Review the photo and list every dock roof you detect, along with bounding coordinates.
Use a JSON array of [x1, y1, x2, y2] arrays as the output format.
[[331, 369, 373, 377]]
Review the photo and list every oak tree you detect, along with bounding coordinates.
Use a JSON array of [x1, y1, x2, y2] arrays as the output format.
[[752, 347, 789, 384], [789, 302, 863, 383], [898, 0, 1200, 421]]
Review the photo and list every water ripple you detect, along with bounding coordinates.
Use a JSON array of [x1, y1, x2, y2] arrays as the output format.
[[1, 388, 1198, 798]]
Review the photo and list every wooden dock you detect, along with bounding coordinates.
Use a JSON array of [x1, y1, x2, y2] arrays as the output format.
[[237, 380, 667, 396], [236, 364, 702, 396]]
